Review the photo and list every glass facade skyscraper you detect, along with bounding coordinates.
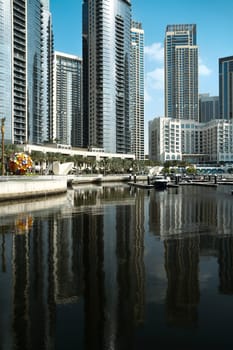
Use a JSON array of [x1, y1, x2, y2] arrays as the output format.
[[219, 56, 233, 120], [165, 24, 199, 121], [54, 52, 82, 147], [0, 0, 53, 144], [41, 0, 54, 143], [0, 0, 12, 142], [199, 94, 219, 122], [82, 0, 131, 154], [130, 21, 144, 160]]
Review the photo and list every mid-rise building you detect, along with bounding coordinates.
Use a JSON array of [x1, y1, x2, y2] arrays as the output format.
[[149, 117, 182, 163], [82, 0, 132, 154], [53, 52, 82, 147], [199, 94, 219, 123], [164, 24, 199, 121], [0, 0, 53, 144], [149, 117, 233, 164], [219, 56, 233, 120], [130, 21, 144, 160]]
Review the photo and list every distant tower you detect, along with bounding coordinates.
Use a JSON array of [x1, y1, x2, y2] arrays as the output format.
[[41, 0, 54, 143], [219, 56, 233, 120], [199, 94, 219, 122], [164, 24, 199, 121], [54, 52, 82, 147], [82, 0, 132, 154], [130, 21, 144, 160], [0, 0, 53, 144]]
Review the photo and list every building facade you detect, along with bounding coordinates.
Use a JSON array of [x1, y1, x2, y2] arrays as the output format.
[[149, 117, 182, 163], [149, 117, 233, 164], [53, 52, 82, 147], [0, 0, 53, 145], [82, 0, 132, 154], [130, 21, 144, 160], [199, 94, 219, 123], [219, 56, 233, 120], [41, 0, 54, 143], [164, 24, 199, 121]]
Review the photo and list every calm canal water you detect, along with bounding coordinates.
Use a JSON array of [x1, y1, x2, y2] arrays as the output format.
[[0, 183, 233, 350]]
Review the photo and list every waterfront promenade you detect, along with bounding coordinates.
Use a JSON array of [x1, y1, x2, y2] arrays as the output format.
[[0, 174, 134, 202], [0, 175, 67, 201], [0, 173, 233, 202]]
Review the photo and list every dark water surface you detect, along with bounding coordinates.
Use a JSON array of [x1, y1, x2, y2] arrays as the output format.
[[0, 183, 233, 350]]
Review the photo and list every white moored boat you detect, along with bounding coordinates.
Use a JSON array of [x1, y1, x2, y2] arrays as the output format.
[[151, 175, 170, 190]]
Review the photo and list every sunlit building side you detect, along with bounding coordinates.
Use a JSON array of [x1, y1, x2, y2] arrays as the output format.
[[164, 24, 199, 121], [82, 0, 132, 154], [130, 21, 145, 160]]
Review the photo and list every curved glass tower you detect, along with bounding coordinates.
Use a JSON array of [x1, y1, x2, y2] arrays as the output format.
[[83, 0, 131, 154]]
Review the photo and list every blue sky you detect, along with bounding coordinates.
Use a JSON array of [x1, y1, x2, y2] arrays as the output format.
[[50, 0, 233, 150]]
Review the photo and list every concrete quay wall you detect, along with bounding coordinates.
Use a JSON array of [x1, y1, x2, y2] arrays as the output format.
[[0, 176, 67, 201]]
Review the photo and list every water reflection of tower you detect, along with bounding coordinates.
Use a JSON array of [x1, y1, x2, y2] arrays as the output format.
[[83, 211, 105, 349], [116, 189, 145, 347], [12, 232, 30, 350], [132, 190, 145, 325], [149, 187, 221, 238], [164, 237, 200, 327], [12, 217, 57, 350], [53, 215, 84, 303], [218, 236, 233, 294]]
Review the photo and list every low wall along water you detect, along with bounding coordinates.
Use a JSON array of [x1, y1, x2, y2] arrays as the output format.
[[0, 176, 67, 201]]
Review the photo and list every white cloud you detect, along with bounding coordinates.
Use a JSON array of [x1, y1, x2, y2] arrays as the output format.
[[146, 68, 164, 91], [199, 57, 212, 76], [144, 88, 152, 102], [145, 42, 164, 62], [199, 63, 212, 76]]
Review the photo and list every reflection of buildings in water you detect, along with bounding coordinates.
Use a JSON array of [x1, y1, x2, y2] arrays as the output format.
[[218, 236, 233, 294], [83, 188, 146, 349], [164, 236, 200, 327], [12, 233, 30, 350], [53, 216, 84, 303], [149, 187, 233, 238], [83, 211, 105, 349], [164, 233, 233, 328], [0, 194, 68, 226], [1, 186, 142, 350], [11, 212, 85, 350], [132, 191, 145, 325], [115, 190, 145, 347], [71, 185, 134, 209], [199, 235, 233, 295], [199, 234, 233, 294], [10, 213, 77, 349]]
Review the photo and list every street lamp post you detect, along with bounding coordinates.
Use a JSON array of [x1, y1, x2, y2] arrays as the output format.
[[1, 118, 5, 176]]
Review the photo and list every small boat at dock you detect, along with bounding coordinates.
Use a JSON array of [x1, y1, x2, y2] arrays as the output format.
[[151, 175, 170, 190]]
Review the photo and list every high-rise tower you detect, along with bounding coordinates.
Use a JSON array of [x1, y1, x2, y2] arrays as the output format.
[[0, 0, 53, 144], [130, 21, 144, 160], [219, 56, 233, 120], [164, 24, 199, 121], [53, 52, 82, 147], [82, 0, 131, 154], [41, 0, 54, 143]]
